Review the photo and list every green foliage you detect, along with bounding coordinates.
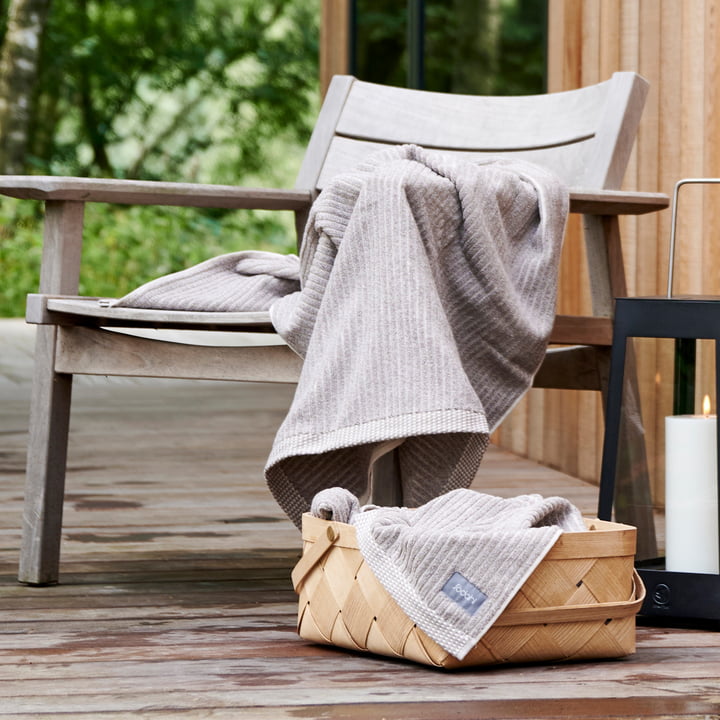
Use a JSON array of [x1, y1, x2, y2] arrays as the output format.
[[0, 200, 43, 317], [353, 0, 545, 96], [495, 0, 547, 95], [0, 0, 547, 317], [77, 204, 297, 300], [0, 0, 318, 317], [30, 0, 319, 180], [352, 0, 407, 89], [0, 197, 297, 316]]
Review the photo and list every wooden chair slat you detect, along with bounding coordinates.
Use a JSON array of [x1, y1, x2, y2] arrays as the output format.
[[335, 78, 610, 151], [32, 296, 276, 331]]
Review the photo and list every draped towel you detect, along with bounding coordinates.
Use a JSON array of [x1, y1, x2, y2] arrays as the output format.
[[266, 146, 568, 526], [112, 145, 568, 527]]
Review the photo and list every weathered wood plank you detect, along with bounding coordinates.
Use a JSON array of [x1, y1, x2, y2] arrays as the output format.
[[2, 322, 719, 719], [548, 315, 613, 346], [0, 623, 717, 666], [1, 696, 717, 720], [1, 676, 718, 715], [0, 177, 313, 210], [28, 295, 278, 330], [53, 326, 302, 383]]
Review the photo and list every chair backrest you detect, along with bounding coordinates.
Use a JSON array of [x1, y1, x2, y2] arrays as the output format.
[[295, 72, 648, 195]]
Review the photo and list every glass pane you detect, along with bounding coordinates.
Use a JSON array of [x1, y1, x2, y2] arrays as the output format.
[[352, 1, 407, 87], [425, 0, 546, 95], [351, 0, 547, 95], [612, 337, 719, 571]]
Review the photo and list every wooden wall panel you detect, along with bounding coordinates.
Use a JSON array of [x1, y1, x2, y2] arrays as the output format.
[[318, 1, 716, 506], [495, 0, 720, 508], [320, 0, 351, 97]]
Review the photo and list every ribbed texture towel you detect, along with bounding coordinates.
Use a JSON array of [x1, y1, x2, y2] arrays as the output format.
[[109, 145, 568, 528], [267, 145, 568, 526], [313, 487, 586, 661], [310, 486, 361, 521], [112, 250, 300, 312]]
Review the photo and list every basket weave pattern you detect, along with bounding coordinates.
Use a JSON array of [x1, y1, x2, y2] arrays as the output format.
[[293, 514, 644, 668]]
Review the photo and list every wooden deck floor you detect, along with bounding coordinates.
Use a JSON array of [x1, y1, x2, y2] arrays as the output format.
[[1, 319, 719, 719]]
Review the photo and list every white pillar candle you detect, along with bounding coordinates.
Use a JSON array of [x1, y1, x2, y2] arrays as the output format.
[[665, 411, 720, 574]]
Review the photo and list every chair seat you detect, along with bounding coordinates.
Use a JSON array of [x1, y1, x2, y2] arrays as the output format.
[[29, 295, 276, 332]]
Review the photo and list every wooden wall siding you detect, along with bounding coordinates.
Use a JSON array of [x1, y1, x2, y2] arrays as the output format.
[[320, 0, 351, 96], [316, 2, 711, 503], [496, 0, 720, 505]]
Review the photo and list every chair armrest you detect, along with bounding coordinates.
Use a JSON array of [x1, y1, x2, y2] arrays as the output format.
[[0, 177, 665, 215], [569, 188, 669, 215], [0, 176, 313, 211]]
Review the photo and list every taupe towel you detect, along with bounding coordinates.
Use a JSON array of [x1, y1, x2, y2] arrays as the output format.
[[112, 250, 300, 312], [111, 146, 568, 527], [267, 146, 568, 525], [312, 487, 587, 660]]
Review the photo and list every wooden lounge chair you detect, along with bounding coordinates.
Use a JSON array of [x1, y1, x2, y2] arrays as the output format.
[[0, 73, 668, 585]]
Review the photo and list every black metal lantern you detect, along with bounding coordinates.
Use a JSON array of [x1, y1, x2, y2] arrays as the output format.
[[599, 179, 720, 623]]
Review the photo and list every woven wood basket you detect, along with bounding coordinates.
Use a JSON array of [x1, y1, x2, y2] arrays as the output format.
[[292, 513, 645, 669]]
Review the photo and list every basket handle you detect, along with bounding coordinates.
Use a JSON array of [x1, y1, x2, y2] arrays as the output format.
[[493, 569, 646, 627], [291, 525, 339, 592]]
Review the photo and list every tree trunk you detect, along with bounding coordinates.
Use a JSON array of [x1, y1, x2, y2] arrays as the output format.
[[0, 0, 52, 174]]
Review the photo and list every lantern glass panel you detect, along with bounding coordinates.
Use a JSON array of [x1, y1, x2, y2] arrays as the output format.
[[609, 336, 719, 573]]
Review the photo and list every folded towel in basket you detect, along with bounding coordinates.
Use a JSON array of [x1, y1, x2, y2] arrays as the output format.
[[312, 486, 586, 660]]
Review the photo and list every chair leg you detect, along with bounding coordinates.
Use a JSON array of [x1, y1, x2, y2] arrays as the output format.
[[19, 326, 73, 585]]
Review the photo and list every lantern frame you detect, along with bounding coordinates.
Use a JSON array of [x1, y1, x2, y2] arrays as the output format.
[[598, 179, 720, 623]]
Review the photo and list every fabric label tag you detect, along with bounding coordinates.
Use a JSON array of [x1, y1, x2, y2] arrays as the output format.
[[441, 572, 487, 615]]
